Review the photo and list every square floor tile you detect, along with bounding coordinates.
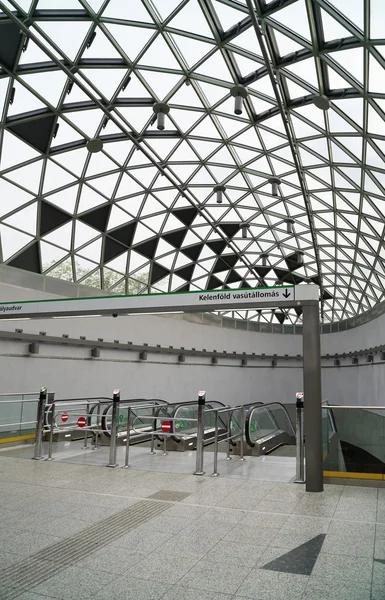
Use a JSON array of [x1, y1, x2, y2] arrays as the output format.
[[177, 562, 251, 595], [311, 553, 373, 585], [94, 575, 170, 600], [160, 586, 232, 600], [302, 577, 371, 600], [203, 540, 265, 567], [77, 546, 147, 574], [31, 566, 115, 600], [236, 569, 308, 600], [124, 553, 198, 584], [321, 533, 375, 558]]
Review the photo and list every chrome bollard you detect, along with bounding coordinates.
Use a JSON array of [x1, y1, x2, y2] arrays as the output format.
[[93, 403, 101, 450], [239, 407, 246, 461], [46, 403, 55, 461], [148, 406, 156, 455], [294, 392, 305, 483], [107, 389, 120, 468], [226, 410, 232, 460], [194, 391, 206, 475], [33, 387, 47, 460], [122, 407, 131, 469], [211, 409, 219, 477], [82, 401, 90, 449]]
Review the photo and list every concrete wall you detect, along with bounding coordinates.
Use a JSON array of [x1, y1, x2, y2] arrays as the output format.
[[0, 280, 384, 406]]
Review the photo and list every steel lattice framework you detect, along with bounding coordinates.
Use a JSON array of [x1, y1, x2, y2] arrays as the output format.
[[0, 0, 384, 325]]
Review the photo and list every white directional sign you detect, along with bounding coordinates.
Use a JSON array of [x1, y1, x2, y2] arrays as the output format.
[[0, 284, 317, 321]]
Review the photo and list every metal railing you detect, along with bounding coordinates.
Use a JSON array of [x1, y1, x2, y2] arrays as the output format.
[[0, 391, 45, 442]]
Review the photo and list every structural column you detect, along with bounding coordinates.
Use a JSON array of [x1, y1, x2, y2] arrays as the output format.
[[302, 301, 323, 492]]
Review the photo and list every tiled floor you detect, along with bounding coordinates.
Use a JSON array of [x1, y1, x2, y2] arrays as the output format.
[[0, 448, 384, 599]]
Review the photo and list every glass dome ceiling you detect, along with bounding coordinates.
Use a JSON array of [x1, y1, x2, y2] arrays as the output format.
[[0, 0, 384, 325]]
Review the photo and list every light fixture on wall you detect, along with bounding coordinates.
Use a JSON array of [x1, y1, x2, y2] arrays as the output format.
[[213, 184, 226, 204], [230, 85, 248, 115], [153, 102, 170, 131], [268, 177, 281, 197]]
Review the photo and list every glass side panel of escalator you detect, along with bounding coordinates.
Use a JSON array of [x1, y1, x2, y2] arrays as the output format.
[[248, 406, 278, 443], [323, 406, 385, 476]]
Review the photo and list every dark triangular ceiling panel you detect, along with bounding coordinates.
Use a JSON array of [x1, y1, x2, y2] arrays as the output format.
[[108, 222, 136, 247], [134, 237, 158, 259], [219, 223, 240, 238], [0, 23, 23, 70], [173, 207, 198, 226], [162, 228, 187, 249], [104, 237, 126, 263], [8, 113, 56, 154], [207, 240, 227, 254], [175, 263, 195, 281], [40, 201, 71, 236], [182, 243, 203, 261], [207, 274, 222, 289], [8, 241, 41, 274], [226, 270, 243, 284], [79, 204, 111, 232], [151, 262, 169, 285]]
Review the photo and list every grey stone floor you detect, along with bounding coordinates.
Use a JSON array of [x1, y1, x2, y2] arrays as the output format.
[[0, 452, 384, 599]]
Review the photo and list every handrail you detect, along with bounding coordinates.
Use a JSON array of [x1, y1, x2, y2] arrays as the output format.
[[325, 405, 385, 410], [101, 399, 169, 438]]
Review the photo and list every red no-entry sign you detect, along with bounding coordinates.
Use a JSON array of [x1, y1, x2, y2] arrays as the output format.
[[77, 416, 87, 428], [161, 421, 171, 433], [61, 412, 69, 423]]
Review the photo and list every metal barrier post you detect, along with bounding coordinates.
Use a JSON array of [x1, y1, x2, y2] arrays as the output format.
[[107, 389, 120, 468], [93, 403, 101, 450], [194, 391, 206, 475], [211, 409, 219, 477], [46, 403, 55, 461], [122, 407, 131, 469], [239, 407, 246, 461], [82, 401, 90, 449], [149, 406, 156, 455], [162, 432, 168, 456], [226, 410, 232, 460], [294, 392, 305, 483], [33, 387, 47, 460]]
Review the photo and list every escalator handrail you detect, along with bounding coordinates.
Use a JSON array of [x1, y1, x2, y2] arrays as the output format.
[[101, 398, 169, 437], [245, 402, 295, 448]]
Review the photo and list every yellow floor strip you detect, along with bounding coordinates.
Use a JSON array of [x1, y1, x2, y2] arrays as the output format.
[[0, 433, 36, 445], [324, 470, 384, 481]]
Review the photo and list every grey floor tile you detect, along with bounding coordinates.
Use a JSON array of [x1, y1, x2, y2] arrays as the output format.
[[203, 540, 265, 567], [160, 586, 232, 600], [0, 552, 24, 573], [94, 575, 170, 600], [77, 546, 147, 574], [303, 577, 371, 600], [254, 501, 298, 514], [376, 523, 385, 538], [281, 516, 330, 534], [328, 520, 375, 537], [311, 553, 374, 585], [223, 524, 278, 545], [374, 538, 385, 559], [177, 562, 251, 595], [123, 553, 199, 584], [31, 566, 116, 600], [321, 532, 375, 557], [108, 530, 172, 553], [200, 507, 246, 524], [217, 495, 260, 511], [164, 504, 207, 519], [159, 535, 217, 559], [11, 593, 58, 600], [0, 531, 62, 557], [236, 569, 308, 600], [240, 512, 288, 529], [270, 531, 322, 551], [372, 587, 385, 600], [373, 560, 385, 588]]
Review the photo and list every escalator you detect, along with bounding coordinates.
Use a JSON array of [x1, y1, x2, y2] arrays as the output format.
[[239, 402, 296, 456], [154, 400, 229, 451], [96, 398, 169, 445]]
